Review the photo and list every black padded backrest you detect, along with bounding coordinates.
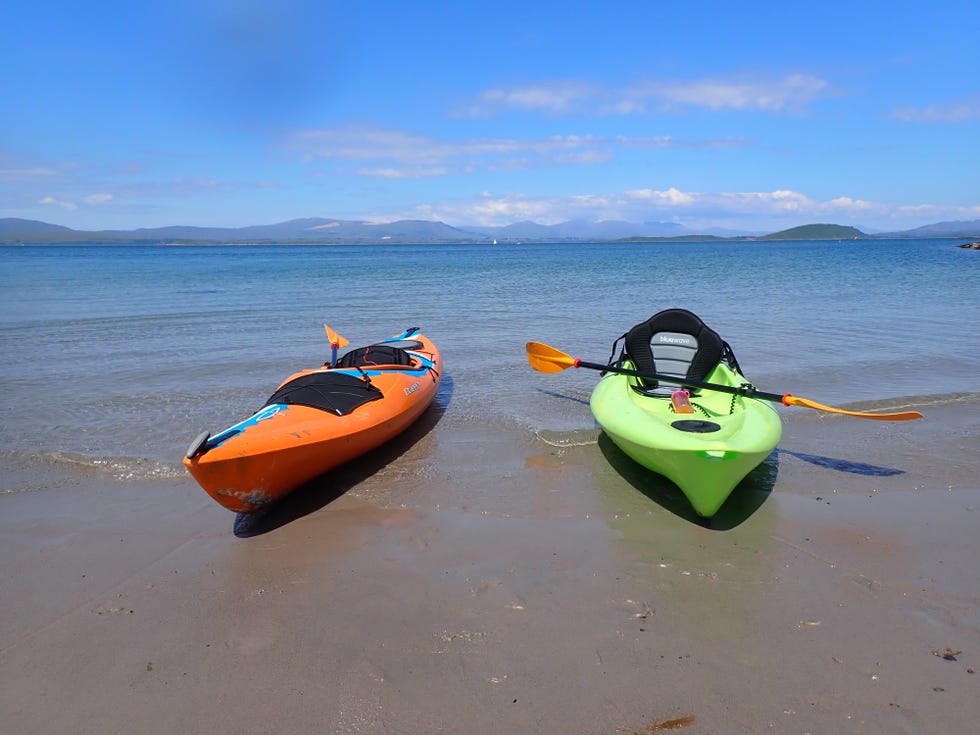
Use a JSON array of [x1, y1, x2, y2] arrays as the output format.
[[623, 309, 724, 389], [378, 340, 423, 351], [336, 343, 415, 369]]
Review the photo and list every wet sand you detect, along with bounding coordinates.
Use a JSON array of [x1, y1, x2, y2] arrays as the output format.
[[2, 397, 978, 734]]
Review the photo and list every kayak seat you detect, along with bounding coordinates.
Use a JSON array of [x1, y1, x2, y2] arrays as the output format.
[[264, 371, 383, 416], [334, 343, 415, 369], [622, 308, 726, 394], [378, 340, 424, 351]]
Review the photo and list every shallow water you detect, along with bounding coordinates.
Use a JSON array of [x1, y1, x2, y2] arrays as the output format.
[[0, 238, 977, 484]]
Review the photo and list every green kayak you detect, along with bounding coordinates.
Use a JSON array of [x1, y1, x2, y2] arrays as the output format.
[[589, 309, 782, 518]]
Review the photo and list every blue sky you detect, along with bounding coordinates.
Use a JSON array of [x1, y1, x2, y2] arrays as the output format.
[[2, 1, 978, 233]]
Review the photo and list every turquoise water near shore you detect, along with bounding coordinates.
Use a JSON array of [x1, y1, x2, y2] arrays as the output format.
[[1, 238, 977, 482]]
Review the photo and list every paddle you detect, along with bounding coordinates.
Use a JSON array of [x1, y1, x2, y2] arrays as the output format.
[[324, 324, 349, 367], [525, 341, 923, 421]]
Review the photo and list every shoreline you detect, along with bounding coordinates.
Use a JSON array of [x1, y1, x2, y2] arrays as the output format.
[[1, 398, 978, 734]]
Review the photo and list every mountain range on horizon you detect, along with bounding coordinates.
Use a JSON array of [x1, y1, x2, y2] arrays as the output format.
[[1, 216, 979, 244]]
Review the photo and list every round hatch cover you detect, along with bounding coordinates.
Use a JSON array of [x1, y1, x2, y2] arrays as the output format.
[[671, 419, 721, 433]]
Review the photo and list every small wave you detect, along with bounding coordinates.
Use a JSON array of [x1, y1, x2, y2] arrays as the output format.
[[535, 428, 601, 447], [1, 448, 185, 485], [885, 391, 980, 409], [840, 392, 979, 413]]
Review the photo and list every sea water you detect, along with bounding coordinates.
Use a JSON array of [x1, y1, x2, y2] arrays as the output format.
[[0, 239, 977, 483]]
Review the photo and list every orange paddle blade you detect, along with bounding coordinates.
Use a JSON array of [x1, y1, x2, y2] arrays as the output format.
[[525, 341, 576, 373], [784, 395, 922, 421], [324, 324, 349, 349]]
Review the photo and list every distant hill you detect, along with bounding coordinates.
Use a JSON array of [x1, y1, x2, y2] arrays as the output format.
[[459, 218, 696, 241], [2, 216, 979, 244], [759, 224, 867, 240], [878, 218, 980, 238], [0, 218, 74, 236], [478, 220, 560, 240], [0, 216, 722, 243], [0, 217, 478, 244]]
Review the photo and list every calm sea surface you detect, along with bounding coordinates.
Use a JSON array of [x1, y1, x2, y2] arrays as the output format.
[[1, 239, 977, 482]]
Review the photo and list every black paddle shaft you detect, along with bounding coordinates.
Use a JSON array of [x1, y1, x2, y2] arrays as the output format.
[[576, 360, 787, 404]]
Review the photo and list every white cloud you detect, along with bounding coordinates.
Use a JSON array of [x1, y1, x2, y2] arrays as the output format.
[[39, 195, 77, 210], [285, 126, 748, 178], [469, 196, 560, 223], [37, 192, 112, 211], [889, 96, 980, 123], [356, 166, 449, 179], [419, 187, 921, 229], [634, 74, 828, 113], [551, 149, 612, 165], [824, 196, 874, 211], [462, 82, 598, 117], [626, 187, 695, 206], [0, 167, 59, 179], [287, 127, 528, 171], [460, 73, 830, 118]]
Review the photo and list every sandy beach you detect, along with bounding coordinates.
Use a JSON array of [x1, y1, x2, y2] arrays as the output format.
[[2, 395, 978, 735]]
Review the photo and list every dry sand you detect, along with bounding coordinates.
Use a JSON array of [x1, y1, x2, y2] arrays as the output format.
[[1, 397, 978, 734]]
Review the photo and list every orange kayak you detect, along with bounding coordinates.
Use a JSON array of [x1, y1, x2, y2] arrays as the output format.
[[183, 327, 441, 513]]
